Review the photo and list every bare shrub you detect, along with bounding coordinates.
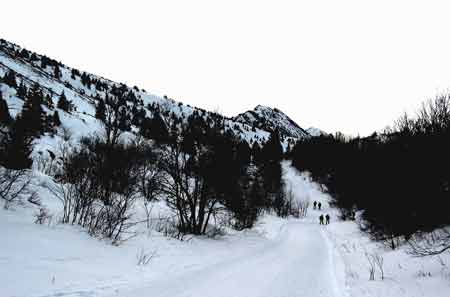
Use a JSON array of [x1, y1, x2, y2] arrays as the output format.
[[142, 201, 154, 229], [50, 135, 144, 244], [35, 150, 58, 176], [285, 187, 309, 218], [373, 253, 384, 280], [365, 252, 375, 281], [136, 248, 157, 266], [408, 228, 450, 257], [382, 234, 403, 250], [365, 251, 385, 280], [34, 207, 52, 225], [61, 126, 73, 142], [0, 167, 31, 208], [205, 225, 226, 239], [151, 212, 172, 233], [295, 198, 310, 218], [416, 266, 432, 278], [156, 215, 193, 241]]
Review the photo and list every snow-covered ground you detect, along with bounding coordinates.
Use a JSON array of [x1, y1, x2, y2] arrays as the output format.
[[326, 218, 450, 297], [1, 163, 449, 297]]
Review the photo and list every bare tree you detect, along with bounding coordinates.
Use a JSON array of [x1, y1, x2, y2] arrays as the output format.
[[134, 138, 162, 202], [285, 187, 309, 218], [0, 167, 31, 209], [159, 139, 221, 235], [100, 95, 131, 146], [408, 228, 450, 257], [295, 198, 310, 218]]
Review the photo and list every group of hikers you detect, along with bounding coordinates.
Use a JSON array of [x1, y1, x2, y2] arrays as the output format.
[[313, 201, 331, 225], [319, 214, 330, 225]]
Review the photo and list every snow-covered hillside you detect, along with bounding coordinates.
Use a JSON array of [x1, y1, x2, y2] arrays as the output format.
[[0, 39, 309, 149]]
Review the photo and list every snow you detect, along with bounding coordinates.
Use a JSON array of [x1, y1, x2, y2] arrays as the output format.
[[326, 220, 450, 297], [1, 163, 450, 297], [0, 83, 24, 117], [0, 198, 343, 297], [119, 219, 343, 297], [306, 127, 329, 137], [234, 105, 310, 139]]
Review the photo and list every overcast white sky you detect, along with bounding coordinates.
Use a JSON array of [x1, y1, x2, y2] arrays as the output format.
[[2, 0, 450, 136]]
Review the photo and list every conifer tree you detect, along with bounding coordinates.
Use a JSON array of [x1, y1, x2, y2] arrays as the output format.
[[17, 82, 28, 99], [21, 83, 45, 135], [140, 112, 169, 143], [260, 130, 285, 213], [117, 106, 131, 132], [95, 99, 106, 122], [3, 71, 17, 88], [52, 110, 61, 126], [53, 65, 61, 79], [44, 94, 54, 109], [19, 48, 30, 59], [0, 90, 12, 125], [57, 91, 71, 112], [0, 116, 33, 169]]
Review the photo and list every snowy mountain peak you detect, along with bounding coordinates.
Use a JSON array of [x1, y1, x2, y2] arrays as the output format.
[[306, 127, 329, 137], [233, 105, 310, 139]]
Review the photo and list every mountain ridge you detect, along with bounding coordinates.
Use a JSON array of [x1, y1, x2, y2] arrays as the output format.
[[0, 38, 311, 149]]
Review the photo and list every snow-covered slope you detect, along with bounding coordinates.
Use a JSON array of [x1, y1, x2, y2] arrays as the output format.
[[306, 126, 329, 137], [234, 105, 310, 139], [0, 39, 309, 148]]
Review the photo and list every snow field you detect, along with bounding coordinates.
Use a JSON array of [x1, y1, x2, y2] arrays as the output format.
[[1, 162, 449, 297]]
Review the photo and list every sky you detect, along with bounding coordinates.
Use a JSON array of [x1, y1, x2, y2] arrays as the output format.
[[2, 0, 450, 136]]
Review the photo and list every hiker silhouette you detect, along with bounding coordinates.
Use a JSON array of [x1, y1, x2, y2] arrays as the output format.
[[313, 201, 317, 210], [318, 202, 322, 210], [319, 214, 324, 225], [325, 214, 330, 225]]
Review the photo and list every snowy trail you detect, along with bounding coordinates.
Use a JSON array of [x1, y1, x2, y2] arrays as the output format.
[[4, 163, 348, 297], [109, 221, 342, 297]]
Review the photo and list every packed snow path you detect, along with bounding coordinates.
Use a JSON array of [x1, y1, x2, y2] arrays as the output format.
[[111, 221, 343, 297]]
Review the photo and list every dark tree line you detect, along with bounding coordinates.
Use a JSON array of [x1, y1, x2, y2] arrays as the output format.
[[55, 101, 287, 240], [0, 89, 33, 170], [290, 93, 450, 249]]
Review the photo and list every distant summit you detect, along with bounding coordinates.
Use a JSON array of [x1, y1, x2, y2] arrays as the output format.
[[306, 127, 329, 137], [233, 105, 309, 139]]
